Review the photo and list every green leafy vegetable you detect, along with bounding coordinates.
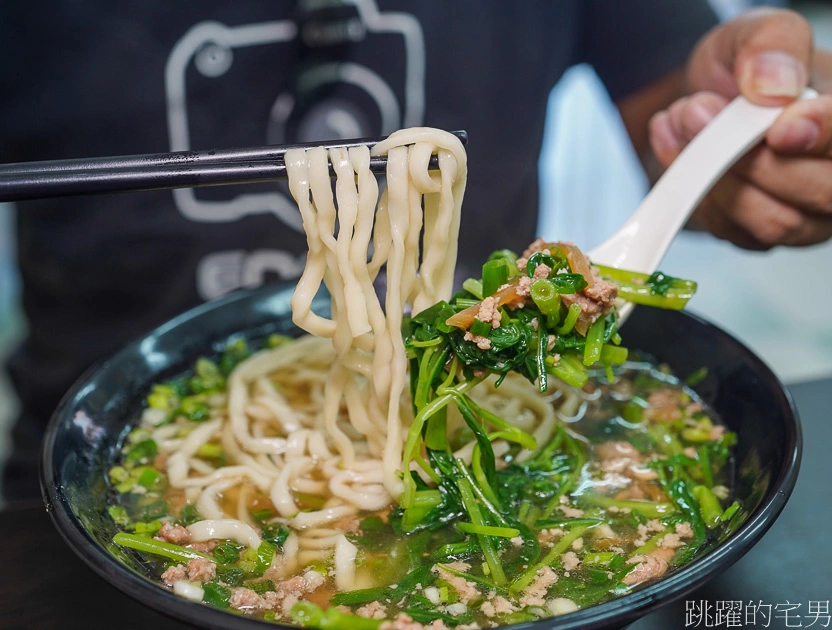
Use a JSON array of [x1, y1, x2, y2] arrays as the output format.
[[203, 582, 232, 609]]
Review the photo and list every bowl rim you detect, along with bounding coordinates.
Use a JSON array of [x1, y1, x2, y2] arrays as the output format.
[[40, 286, 803, 630]]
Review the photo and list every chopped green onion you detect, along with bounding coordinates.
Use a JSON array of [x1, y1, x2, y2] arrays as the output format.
[[196, 443, 223, 459], [692, 485, 723, 529], [469, 318, 492, 338], [487, 248, 519, 264], [482, 258, 510, 297], [530, 279, 560, 316], [600, 344, 628, 365], [547, 352, 589, 389], [108, 466, 129, 484], [125, 439, 158, 465], [721, 501, 741, 522], [195, 357, 220, 378], [682, 428, 714, 442], [583, 317, 605, 366], [147, 384, 177, 410], [137, 467, 165, 490], [255, 541, 276, 575], [219, 339, 251, 376], [237, 546, 258, 575], [178, 397, 210, 422], [108, 505, 130, 527], [462, 278, 484, 300], [132, 520, 163, 535], [556, 303, 582, 335]]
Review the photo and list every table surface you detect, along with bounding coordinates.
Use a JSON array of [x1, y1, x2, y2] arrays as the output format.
[[1, 378, 829, 630]]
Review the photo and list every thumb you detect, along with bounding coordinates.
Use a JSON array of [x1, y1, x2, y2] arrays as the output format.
[[691, 8, 813, 106]]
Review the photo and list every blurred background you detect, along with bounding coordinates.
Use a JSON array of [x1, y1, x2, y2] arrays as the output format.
[[0, 0, 829, 482]]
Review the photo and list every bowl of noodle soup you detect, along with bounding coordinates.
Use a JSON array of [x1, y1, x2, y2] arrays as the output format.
[[42, 281, 800, 630], [41, 129, 799, 629]]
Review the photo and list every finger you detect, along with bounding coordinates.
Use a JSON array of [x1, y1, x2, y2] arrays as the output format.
[[691, 196, 772, 251], [649, 93, 731, 168], [732, 144, 832, 215], [649, 96, 703, 166], [666, 97, 691, 142], [690, 8, 812, 106], [766, 95, 832, 154], [649, 112, 681, 168], [708, 171, 832, 247], [672, 93, 731, 142]]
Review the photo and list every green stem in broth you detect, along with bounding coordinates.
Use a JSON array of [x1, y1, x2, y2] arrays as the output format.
[[456, 476, 506, 585], [114, 532, 211, 565], [579, 495, 676, 518], [510, 524, 591, 593]]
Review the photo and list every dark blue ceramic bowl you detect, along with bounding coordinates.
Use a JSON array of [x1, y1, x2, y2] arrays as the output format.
[[41, 283, 801, 630]]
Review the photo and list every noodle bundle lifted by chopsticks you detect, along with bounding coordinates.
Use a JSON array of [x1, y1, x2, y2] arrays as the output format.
[[284, 128, 467, 503]]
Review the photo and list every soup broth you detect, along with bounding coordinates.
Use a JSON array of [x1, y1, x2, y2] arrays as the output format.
[[107, 340, 737, 629]]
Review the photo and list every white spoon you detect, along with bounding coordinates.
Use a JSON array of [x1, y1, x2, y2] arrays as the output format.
[[588, 88, 818, 324]]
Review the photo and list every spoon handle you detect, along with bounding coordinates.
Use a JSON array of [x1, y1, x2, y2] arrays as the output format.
[[589, 89, 818, 272]]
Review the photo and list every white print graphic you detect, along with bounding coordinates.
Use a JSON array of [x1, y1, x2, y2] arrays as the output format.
[[165, 19, 301, 227], [164, 0, 425, 226], [165, 0, 425, 300], [197, 250, 307, 300]]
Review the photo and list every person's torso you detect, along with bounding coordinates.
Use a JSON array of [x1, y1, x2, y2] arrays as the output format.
[[5, 0, 580, 399]]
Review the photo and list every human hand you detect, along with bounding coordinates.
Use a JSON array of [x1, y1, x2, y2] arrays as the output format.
[[649, 8, 832, 249]]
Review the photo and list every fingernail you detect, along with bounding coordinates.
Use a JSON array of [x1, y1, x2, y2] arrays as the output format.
[[769, 117, 820, 151], [745, 51, 806, 97], [651, 113, 680, 156]]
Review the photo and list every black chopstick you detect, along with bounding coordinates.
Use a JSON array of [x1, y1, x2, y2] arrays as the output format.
[[0, 130, 468, 202], [0, 156, 389, 200]]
